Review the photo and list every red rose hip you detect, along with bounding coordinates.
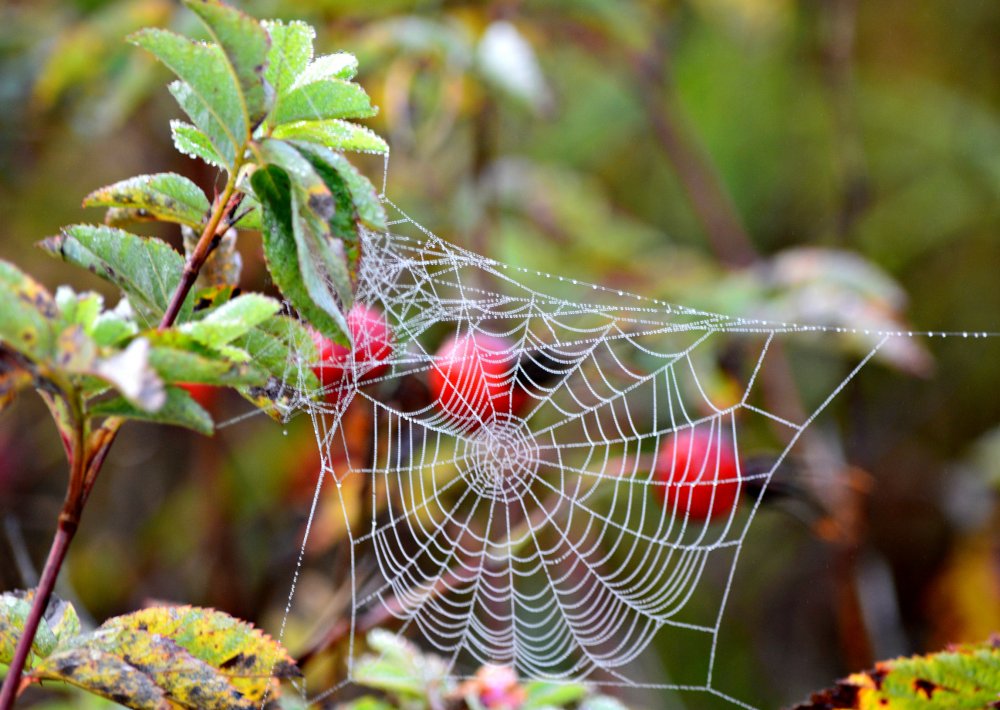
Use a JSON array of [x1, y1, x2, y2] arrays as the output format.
[[310, 304, 393, 394], [655, 428, 741, 522]]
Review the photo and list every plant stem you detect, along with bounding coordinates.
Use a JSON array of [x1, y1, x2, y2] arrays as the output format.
[[0, 167, 244, 710]]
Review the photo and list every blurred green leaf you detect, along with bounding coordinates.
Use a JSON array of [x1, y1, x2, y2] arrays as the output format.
[[90, 385, 211, 435], [0, 591, 80, 665], [0, 259, 57, 361], [272, 119, 389, 155], [184, 0, 270, 126], [522, 681, 589, 709], [83, 173, 210, 229]]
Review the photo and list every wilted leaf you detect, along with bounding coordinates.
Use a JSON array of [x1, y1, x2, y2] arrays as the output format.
[[183, 226, 242, 290], [0, 259, 57, 361], [90, 386, 212, 435], [0, 353, 34, 412], [251, 160, 349, 345], [83, 173, 210, 229], [269, 79, 376, 126], [170, 120, 225, 169], [794, 639, 1000, 709], [39, 225, 186, 327], [33, 647, 173, 710], [0, 591, 80, 665], [104, 605, 299, 704], [271, 119, 389, 156], [92, 338, 165, 411], [130, 28, 247, 168]]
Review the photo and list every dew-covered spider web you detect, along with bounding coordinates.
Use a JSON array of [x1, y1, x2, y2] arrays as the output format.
[[247, 186, 994, 709]]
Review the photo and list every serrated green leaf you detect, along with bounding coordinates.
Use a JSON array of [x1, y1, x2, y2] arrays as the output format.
[[184, 0, 270, 126], [269, 78, 375, 126], [180, 293, 281, 348], [263, 20, 314, 100], [796, 640, 1000, 709], [293, 143, 386, 231], [238, 318, 318, 388], [83, 173, 210, 229], [0, 260, 57, 361], [90, 386, 212, 435], [170, 120, 225, 169], [148, 345, 266, 387], [104, 605, 299, 704], [130, 28, 246, 168], [251, 165, 346, 344], [39, 225, 186, 328], [292, 52, 358, 87], [272, 119, 388, 155]]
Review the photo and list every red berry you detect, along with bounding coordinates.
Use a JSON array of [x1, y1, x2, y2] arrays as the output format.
[[655, 428, 741, 522], [429, 332, 527, 430], [179, 382, 217, 410], [310, 304, 393, 394]]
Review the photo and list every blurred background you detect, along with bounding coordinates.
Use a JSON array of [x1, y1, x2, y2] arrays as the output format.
[[1, 0, 1000, 707]]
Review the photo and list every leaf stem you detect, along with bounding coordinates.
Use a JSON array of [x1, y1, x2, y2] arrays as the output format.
[[0, 163, 246, 710], [0, 392, 86, 710]]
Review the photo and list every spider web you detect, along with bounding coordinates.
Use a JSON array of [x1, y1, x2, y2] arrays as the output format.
[[251, 191, 990, 709]]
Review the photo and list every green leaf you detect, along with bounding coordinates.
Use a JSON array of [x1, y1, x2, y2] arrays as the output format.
[[237, 316, 320, 419], [130, 28, 247, 168], [294, 142, 387, 231], [580, 697, 629, 710], [180, 293, 281, 348], [39, 225, 185, 327], [183, 0, 270, 126], [251, 158, 349, 345], [83, 173, 210, 229], [0, 259, 57, 361], [523, 682, 589, 709], [272, 119, 389, 155], [269, 79, 376, 126], [103, 605, 299, 705], [171, 120, 225, 169], [90, 386, 213, 435], [796, 640, 1000, 709], [292, 52, 358, 86], [148, 341, 265, 387], [263, 20, 314, 101]]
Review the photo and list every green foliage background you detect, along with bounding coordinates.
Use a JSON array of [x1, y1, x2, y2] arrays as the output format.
[[2, 1, 1000, 707]]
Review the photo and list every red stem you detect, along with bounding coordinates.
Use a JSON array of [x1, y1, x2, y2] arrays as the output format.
[[0, 519, 76, 708]]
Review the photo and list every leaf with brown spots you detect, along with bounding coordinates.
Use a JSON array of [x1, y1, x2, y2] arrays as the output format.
[[83, 173, 210, 230], [793, 638, 1000, 709], [0, 260, 57, 362], [103, 605, 300, 704]]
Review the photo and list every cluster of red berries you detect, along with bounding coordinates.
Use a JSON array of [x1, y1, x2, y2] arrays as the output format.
[[190, 307, 742, 522]]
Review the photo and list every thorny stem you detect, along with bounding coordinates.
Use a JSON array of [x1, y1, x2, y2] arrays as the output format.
[[0, 166, 245, 710]]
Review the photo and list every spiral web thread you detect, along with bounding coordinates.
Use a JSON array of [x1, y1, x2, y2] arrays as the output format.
[[251, 194, 994, 709]]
